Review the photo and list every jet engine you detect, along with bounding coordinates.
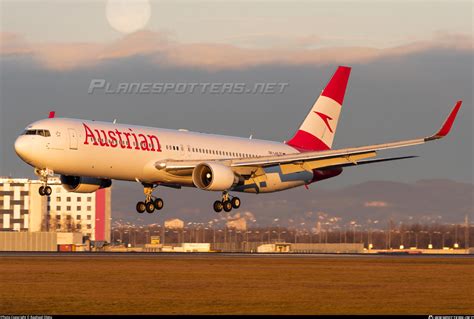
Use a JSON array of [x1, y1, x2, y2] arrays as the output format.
[[192, 162, 240, 191], [60, 175, 112, 193]]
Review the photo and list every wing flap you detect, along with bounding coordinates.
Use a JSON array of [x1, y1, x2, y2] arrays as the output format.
[[280, 151, 376, 174]]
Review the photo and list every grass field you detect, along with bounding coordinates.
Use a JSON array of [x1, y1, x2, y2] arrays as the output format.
[[1, 255, 473, 315]]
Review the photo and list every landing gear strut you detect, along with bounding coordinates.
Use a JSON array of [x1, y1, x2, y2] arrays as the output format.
[[213, 191, 240, 213], [35, 168, 53, 196], [136, 183, 164, 214]]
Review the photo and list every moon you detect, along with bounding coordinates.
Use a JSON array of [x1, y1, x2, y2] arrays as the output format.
[[106, 0, 151, 34]]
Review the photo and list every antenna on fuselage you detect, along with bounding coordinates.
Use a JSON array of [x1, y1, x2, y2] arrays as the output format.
[[113, 119, 117, 124]]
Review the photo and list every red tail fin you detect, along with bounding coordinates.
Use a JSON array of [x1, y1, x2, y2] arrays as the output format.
[[287, 66, 351, 152]]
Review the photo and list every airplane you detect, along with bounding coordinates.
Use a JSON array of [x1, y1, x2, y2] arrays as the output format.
[[14, 66, 462, 214]]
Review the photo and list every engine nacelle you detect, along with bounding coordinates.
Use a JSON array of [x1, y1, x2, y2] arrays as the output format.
[[60, 175, 112, 193], [192, 162, 240, 191]]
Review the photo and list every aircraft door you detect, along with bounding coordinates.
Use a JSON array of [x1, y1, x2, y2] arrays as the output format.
[[68, 128, 78, 150]]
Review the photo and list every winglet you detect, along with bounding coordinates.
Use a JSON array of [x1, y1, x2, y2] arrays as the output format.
[[425, 101, 462, 141], [48, 111, 56, 118]]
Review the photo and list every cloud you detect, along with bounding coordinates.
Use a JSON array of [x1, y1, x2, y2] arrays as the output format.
[[1, 31, 472, 71], [219, 33, 324, 49], [0, 32, 104, 69]]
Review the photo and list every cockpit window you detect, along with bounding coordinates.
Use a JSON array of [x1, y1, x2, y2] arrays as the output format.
[[39, 130, 51, 137], [23, 129, 51, 137]]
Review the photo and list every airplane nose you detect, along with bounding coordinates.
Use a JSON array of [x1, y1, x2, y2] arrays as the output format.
[[14, 136, 29, 160]]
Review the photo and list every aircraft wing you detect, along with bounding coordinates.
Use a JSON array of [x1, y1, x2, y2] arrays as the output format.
[[156, 101, 462, 174]]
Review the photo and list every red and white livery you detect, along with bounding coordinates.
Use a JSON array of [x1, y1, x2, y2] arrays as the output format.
[[287, 66, 350, 151], [14, 66, 462, 214]]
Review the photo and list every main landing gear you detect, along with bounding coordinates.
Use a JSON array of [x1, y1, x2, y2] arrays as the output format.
[[136, 184, 164, 214], [213, 191, 240, 213], [35, 168, 53, 196]]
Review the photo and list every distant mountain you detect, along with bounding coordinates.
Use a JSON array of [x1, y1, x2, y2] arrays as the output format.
[[110, 179, 473, 227]]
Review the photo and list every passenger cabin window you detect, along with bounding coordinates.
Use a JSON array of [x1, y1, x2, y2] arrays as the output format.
[[23, 129, 51, 137]]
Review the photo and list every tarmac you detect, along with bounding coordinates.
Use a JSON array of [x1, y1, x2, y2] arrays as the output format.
[[1, 251, 473, 258], [2, 251, 473, 314]]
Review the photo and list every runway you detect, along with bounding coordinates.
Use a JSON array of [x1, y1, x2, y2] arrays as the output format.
[[1, 251, 472, 258]]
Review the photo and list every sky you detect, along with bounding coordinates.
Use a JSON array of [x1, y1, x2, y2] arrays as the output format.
[[1, 1, 471, 47], [0, 0, 472, 225]]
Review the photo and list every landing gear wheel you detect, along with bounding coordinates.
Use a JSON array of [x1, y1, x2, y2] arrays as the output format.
[[223, 200, 233, 212], [136, 201, 146, 214], [44, 186, 52, 196], [39, 186, 45, 196], [154, 198, 164, 210], [213, 200, 223, 213], [231, 197, 241, 209], [140, 183, 163, 213], [145, 201, 155, 214]]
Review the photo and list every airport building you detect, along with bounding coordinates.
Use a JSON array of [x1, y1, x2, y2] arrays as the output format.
[[0, 177, 111, 242], [0, 178, 46, 232], [47, 178, 111, 242]]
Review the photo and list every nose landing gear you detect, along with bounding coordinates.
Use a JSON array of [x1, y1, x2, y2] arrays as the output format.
[[35, 168, 53, 196], [136, 184, 164, 214], [213, 191, 241, 213]]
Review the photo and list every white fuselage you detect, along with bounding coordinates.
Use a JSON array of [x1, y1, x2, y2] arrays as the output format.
[[15, 118, 323, 193]]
